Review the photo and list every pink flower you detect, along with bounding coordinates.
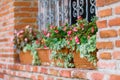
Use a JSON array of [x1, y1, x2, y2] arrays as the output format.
[[36, 40, 39, 44], [46, 33, 50, 37], [73, 27, 78, 32], [77, 16, 82, 20], [87, 35, 90, 39], [91, 27, 94, 33], [43, 30, 47, 35], [55, 30, 59, 33], [24, 38, 28, 42], [17, 32, 20, 37], [75, 36, 80, 44], [67, 31, 72, 36], [19, 30, 24, 34], [50, 25, 55, 29], [67, 41, 70, 45]]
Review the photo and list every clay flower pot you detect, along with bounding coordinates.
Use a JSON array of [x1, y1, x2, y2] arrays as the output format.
[[37, 48, 51, 66], [19, 51, 33, 64], [73, 51, 97, 69]]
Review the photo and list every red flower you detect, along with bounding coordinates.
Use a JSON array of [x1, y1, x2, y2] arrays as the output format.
[[55, 30, 59, 33]]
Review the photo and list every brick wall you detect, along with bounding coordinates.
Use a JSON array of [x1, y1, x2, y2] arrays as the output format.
[[96, 0, 120, 80], [0, 0, 120, 80]]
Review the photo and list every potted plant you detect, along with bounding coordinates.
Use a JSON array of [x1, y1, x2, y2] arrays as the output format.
[[44, 16, 98, 69], [14, 25, 42, 65], [44, 25, 75, 68], [66, 16, 98, 69]]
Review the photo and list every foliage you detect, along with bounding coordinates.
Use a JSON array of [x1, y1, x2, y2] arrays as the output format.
[[14, 25, 44, 53], [14, 25, 44, 65], [50, 51, 75, 68], [44, 16, 98, 65]]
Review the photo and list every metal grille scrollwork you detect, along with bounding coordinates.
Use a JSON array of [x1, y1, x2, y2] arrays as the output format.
[[69, 0, 96, 24]]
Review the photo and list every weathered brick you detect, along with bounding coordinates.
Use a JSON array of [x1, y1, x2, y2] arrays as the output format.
[[113, 51, 120, 59], [96, 0, 105, 7], [49, 69, 58, 76], [100, 30, 117, 38], [20, 18, 37, 23], [99, 52, 111, 59], [91, 72, 104, 80], [60, 70, 71, 78], [96, 20, 107, 28], [96, 42, 113, 49], [115, 6, 120, 14], [110, 74, 120, 80], [105, 0, 119, 5], [72, 71, 86, 79], [98, 8, 112, 17], [97, 61, 116, 69], [109, 18, 120, 26], [115, 40, 120, 47], [40, 67, 48, 74], [13, 2, 31, 6], [38, 75, 44, 80]]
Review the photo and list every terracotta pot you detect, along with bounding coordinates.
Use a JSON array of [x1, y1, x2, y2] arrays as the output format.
[[73, 51, 97, 69], [37, 48, 51, 66], [19, 51, 33, 64]]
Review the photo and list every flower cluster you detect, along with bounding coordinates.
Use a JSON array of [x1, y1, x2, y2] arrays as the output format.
[[14, 25, 43, 53]]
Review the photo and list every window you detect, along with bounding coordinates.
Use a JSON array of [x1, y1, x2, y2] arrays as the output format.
[[38, 0, 96, 30]]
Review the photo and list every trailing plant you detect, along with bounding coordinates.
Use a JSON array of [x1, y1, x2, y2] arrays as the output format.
[[50, 51, 74, 68], [14, 25, 44, 65]]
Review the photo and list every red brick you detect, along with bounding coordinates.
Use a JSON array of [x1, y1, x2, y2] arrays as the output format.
[[109, 18, 120, 26], [113, 51, 120, 59], [20, 7, 38, 12], [96, 42, 113, 49], [46, 77, 54, 80], [119, 29, 120, 36], [20, 18, 37, 23], [14, 13, 31, 17], [49, 69, 58, 76], [40, 67, 48, 74], [96, 20, 107, 28], [91, 72, 104, 80], [25, 65, 31, 71], [100, 30, 117, 38], [105, 0, 119, 5], [96, 0, 105, 7], [115, 40, 120, 47], [0, 73, 4, 78], [110, 74, 120, 80], [60, 70, 71, 78], [14, 2, 31, 6], [99, 52, 111, 59], [98, 8, 112, 17], [38, 75, 44, 80], [32, 66, 38, 72], [97, 61, 116, 69], [72, 71, 86, 79], [115, 6, 120, 14]]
